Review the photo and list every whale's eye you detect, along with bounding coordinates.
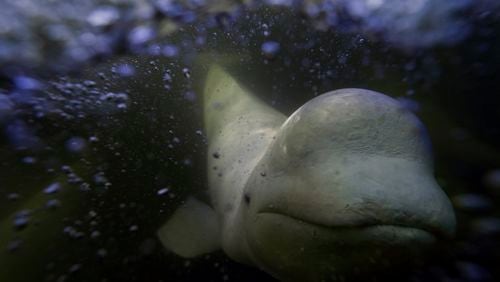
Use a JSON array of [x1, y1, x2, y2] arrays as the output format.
[[244, 193, 251, 205]]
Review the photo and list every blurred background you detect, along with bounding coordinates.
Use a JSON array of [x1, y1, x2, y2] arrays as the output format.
[[1, 1, 500, 281]]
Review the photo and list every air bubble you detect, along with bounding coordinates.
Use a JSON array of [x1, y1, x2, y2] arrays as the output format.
[[46, 199, 61, 209], [13, 210, 31, 230], [261, 41, 280, 58], [44, 182, 61, 194], [128, 25, 156, 46], [65, 137, 87, 153], [162, 44, 179, 57], [116, 103, 127, 110], [68, 264, 82, 273], [183, 91, 196, 102], [265, 0, 294, 7], [90, 230, 101, 239], [14, 76, 44, 91], [97, 248, 108, 258], [21, 156, 36, 164], [63, 226, 84, 239], [87, 7, 120, 28], [182, 68, 191, 79], [7, 193, 20, 201], [115, 64, 136, 77], [452, 194, 493, 212], [157, 188, 169, 196]]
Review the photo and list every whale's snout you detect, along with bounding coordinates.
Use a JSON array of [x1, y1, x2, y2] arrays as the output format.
[[241, 89, 456, 281], [253, 155, 455, 240], [244, 155, 455, 281]]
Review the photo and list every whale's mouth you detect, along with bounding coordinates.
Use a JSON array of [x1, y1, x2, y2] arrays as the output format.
[[256, 211, 441, 245], [247, 211, 440, 280]]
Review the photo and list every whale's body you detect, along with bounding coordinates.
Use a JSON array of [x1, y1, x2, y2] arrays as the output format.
[[158, 64, 456, 281]]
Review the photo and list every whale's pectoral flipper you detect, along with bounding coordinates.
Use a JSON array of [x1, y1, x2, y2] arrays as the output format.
[[157, 197, 221, 258]]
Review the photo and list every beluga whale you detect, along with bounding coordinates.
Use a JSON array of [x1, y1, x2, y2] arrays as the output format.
[[157, 63, 456, 281]]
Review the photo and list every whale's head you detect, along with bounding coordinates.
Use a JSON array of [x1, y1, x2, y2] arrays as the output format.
[[239, 89, 456, 281]]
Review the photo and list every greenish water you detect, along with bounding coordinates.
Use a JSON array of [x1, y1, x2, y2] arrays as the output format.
[[1, 3, 500, 282]]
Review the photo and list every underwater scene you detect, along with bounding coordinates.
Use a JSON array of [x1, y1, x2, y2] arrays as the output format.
[[1, 0, 500, 281]]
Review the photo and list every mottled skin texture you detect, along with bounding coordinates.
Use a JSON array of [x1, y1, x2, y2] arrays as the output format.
[[159, 64, 456, 281]]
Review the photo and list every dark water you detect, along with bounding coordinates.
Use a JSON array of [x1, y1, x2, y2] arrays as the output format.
[[1, 2, 500, 282]]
